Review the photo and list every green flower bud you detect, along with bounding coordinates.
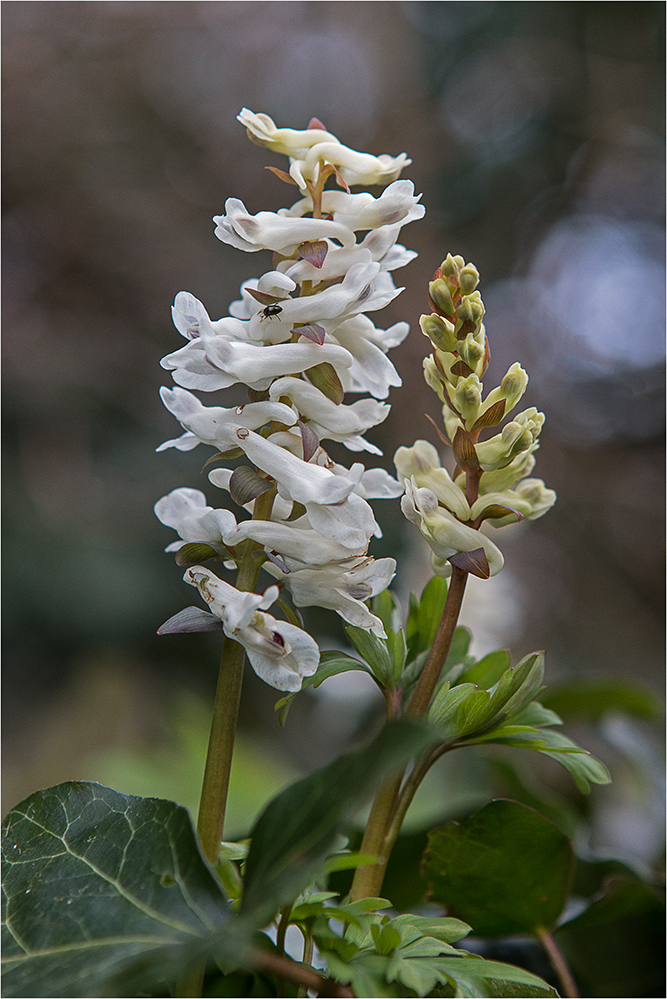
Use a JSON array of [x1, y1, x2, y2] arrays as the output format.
[[515, 478, 557, 519], [429, 278, 455, 317], [456, 297, 475, 323], [441, 253, 465, 277], [475, 420, 534, 471], [514, 407, 545, 442], [459, 263, 480, 295], [459, 290, 484, 322], [458, 335, 485, 374], [453, 373, 483, 423], [420, 312, 458, 353], [478, 362, 529, 423], [423, 356, 448, 403], [470, 490, 534, 525], [478, 450, 537, 493]]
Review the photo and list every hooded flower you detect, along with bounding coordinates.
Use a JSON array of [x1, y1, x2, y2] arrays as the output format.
[[401, 478, 504, 579], [154, 488, 237, 552], [277, 557, 397, 637], [177, 567, 319, 691]]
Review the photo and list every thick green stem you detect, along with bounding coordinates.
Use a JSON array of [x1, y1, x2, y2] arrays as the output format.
[[196, 636, 247, 864], [196, 501, 272, 865], [348, 770, 405, 902], [537, 928, 579, 998]]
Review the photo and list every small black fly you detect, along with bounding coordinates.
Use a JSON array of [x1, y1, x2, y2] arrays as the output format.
[[259, 304, 283, 321]]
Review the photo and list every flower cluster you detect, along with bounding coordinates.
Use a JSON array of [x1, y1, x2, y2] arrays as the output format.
[[395, 254, 556, 579], [156, 110, 423, 691]]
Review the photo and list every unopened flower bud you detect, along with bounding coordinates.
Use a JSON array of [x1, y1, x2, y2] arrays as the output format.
[[458, 335, 485, 373], [466, 291, 485, 322], [478, 451, 537, 493], [420, 313, 458, 353], [475, 420, 533, 471], [478, 362, 529, 423], [514, 407, 545, 442], [500, 362, 529, 410], [456, 297, 475, 323], [453, 373, 482, 422], [429, 278, 455, 317], [514, 478, 557, 519], [459, 264, 480, 295], [423, 356, 448, 402], [441, 253, 465, 277]]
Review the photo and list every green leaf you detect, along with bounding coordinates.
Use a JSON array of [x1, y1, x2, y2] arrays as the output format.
[[240, 720, 432, 925], [500, 653, 545, 717], [460, 649, 511, 688], [1, 782, 232, 998], [444, 627, 474, 671], [345, 626, 395, 684], [371, 589, 403, 635], [371, 922, 402, 954], [432, 956, 559, 998], [542, 679, 663, 722], [406, 576, 448, 660], [389, 913, 471, 946], [510, 701, 563, 728], [274, 650, 373, 724], [481, 727, 612, 793], [429, 682, 479, 733], [422, 799, 575, 935], [324, 851, 378, 874]]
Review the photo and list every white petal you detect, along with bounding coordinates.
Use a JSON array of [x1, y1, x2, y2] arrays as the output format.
[[159, 386, 296, 450], [155, 488, 237, 549], [213, 198, 356, 254]]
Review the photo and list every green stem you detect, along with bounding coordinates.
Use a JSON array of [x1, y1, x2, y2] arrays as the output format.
[[196, 496, 274, 865], [407, 566, 468, 717], [196, 636, 247, 865], [348, 770, 405, 902], [349, 568, 468, 902], [385, 743, 449, 847], [297, 933, 314, 999], [537, 928, 579, 998]]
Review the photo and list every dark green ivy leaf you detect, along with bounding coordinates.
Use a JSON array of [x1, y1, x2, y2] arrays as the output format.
[[1, 782, 232, 998]]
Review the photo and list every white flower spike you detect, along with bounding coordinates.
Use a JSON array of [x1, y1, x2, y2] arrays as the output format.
[[157, 111, 423, 690]]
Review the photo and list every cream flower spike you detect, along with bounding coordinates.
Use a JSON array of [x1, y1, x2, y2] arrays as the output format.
[[237, 109, 410, 191]]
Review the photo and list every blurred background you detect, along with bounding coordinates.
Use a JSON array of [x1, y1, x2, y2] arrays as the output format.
[[3, 0, 664, 885]]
